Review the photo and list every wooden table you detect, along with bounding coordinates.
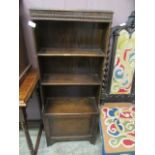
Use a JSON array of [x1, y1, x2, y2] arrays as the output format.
[[19, 69, 42, 155]]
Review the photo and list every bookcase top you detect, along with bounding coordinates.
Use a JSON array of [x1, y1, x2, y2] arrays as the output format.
[[30, 9, 113, 23]]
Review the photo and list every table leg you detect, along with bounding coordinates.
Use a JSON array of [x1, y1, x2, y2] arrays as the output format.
[[20, 108, 35, 155], [34, 123, 43, 154]]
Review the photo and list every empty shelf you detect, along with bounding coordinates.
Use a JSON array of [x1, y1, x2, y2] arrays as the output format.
[[37, 48, 104, 57], [41, 73, 101, 85], [45, 97, 98, 114]]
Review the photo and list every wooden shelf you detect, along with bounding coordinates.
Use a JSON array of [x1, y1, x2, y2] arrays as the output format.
[[41, 73, 101, 85], [37, 48, 104, 57], [45, 97, 98, 114]]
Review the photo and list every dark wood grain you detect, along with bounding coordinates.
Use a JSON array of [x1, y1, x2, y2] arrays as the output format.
[[37, 48, 104, 57], [45, 97, 98, 114], [38, 57, 103, 76], [43, 99, 99, 145], [43, 114, 98, 146], [34, 21, 108, 51], [42, 85, 98, 98], [19, 69, 39, 107], [31, 9, 112, 145], [41, 73, 101, 85]]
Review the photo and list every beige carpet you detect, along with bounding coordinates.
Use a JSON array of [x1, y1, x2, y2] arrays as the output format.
[[19, 129, 102, 155]]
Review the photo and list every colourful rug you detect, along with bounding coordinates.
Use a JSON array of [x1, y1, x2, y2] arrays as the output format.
[[99, 103, 135, 155]]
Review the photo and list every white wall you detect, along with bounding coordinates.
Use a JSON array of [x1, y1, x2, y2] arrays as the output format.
[[25, 0, 135, 26]]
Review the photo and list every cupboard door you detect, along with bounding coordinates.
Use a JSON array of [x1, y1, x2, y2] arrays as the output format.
[[48, 115, 92, 136], [43, 114, 98, 145]]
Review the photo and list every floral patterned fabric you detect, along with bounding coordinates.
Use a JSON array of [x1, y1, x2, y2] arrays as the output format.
[[110, 30, 135, 94], [100, 103, 135, 154]]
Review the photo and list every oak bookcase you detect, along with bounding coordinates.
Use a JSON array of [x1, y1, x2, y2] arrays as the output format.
[[30, 9, 113, 146]]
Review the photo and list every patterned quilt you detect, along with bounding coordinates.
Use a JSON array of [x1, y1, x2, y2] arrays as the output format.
[[100, 103, 135, 154]]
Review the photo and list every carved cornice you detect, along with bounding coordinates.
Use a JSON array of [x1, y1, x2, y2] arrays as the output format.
[[30, 9, 113, 23]]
